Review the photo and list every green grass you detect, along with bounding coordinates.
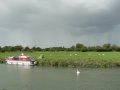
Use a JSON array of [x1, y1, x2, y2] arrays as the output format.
[[1, 51, 120, 67]]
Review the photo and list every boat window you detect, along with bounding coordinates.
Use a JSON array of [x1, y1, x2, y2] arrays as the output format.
[[30, 57, 35, 61], [14, 56, 19, 60]]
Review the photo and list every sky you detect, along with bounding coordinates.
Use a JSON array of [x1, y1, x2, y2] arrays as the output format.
[[0, 0, 120, 48]]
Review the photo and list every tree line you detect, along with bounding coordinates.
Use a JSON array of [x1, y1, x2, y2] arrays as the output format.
[[0, 43, 120, 52]]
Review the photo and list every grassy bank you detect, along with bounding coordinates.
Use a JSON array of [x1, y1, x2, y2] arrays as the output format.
[[0, 51, 120, 68]]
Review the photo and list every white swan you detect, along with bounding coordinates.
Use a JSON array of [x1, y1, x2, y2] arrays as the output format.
[[77, 69, 80, 75]]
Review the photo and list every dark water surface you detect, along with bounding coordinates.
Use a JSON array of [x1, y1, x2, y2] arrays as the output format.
[[0, 64, 120, 90]]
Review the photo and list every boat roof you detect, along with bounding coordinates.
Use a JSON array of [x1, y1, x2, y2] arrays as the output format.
[[19, 55, 29, 58]]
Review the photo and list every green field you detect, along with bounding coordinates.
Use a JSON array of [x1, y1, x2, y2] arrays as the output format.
[[1, 51, 120, 67]]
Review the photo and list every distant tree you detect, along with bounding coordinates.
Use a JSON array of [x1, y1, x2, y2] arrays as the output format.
[[44, 47, 65, 51], [31, 47, 42, 51], [66, 48, 73, 51], [111, 44, 118, 51], [76, 43, 84, 48], [24, 46, 30, 51], [115, 47, 120, 51], [0, 46, 1, 51], [111, 45, 120, 51], [35, 47, 42, 51], [70, 45, 75, 51], [96, 46, 103, 52], [2, 46, 12, 52], [31, 47, 36, 51], [11, 46, 16, 51], [14, 45, 23, 51], [81, 47, 87, 52], [87, 46, 96, 51], [102, 43, 112, 51], [102, 43, 111, 49], [1, 49, 5, 53], [75, 43, 85, 51], [44, 48, 50, 51]]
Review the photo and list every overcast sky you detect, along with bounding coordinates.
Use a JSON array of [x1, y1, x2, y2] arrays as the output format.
[[0, 0, 120, 48]]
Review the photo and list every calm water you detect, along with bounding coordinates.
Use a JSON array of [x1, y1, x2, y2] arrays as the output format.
[[0, 64, 120, 90]]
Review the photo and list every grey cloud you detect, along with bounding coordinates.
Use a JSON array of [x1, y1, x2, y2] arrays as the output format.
[[62, 0, 120, 36], [0, 0, 120, 47]]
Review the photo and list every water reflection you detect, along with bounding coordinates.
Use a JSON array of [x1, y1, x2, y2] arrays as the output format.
[[76, 68, 80, 78], [16, 65, 31, 70]]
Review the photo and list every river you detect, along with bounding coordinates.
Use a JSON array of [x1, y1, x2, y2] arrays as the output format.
[[0, 64, 120, 90]]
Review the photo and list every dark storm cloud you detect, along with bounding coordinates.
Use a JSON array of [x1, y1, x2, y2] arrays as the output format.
[[65, 0, 120, 36], [0, 0, 120, 47]]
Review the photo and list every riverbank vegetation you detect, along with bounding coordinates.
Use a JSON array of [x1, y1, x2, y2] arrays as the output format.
[[1, 51, 120, 68]]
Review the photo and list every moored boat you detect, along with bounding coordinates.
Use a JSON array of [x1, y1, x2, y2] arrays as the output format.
[[6, 53, 37, 65]]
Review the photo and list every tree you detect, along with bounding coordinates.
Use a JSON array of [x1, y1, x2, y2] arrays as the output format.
[[103, 43, 111, 49], [14, 45, 23, 51], [102, 43, 112, 51], [96, 46, 102, 52], [35, 47, 42, 51], [0, 46, 1, 51], [2, 46, 15, 52], [111, 45, 120, 51], [31, 47, 42, 51], [87, 46, 96, 51], [70, 45, 75, 51], [76, 43, 84, 49], [81, 47, 87, 52], [24, 46, 30, 51], [75, 43, 85, 51]]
